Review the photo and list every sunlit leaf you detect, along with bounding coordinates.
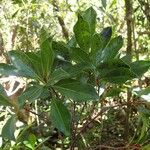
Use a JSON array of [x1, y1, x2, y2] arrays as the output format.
[[74, 14, 91, 52], [83, 7, 97, 34], [40, 29, 54, 80]]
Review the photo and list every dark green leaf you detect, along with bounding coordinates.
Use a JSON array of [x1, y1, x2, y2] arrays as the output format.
[[53, 79, 99, 101], [50, 68, 70, 85], [2, 115, 16, 141], [83, 7, 97, 34], [98, 59, 135, 84], [71, 48, 90, 63], [0, 94, 12, 106], [0, 84, 7, 96], [130, 61, 150, 77], [9, 51, 39, 79], [101, 36, 123, 62], [73, 14, 91, 52], [91, 27, 112, 64], [100, 68, 135, 84], [18, 85, 43, 108], [51, 99, 71, 136], [106, 88, 122, 97], [101, 0, 107, 9], [25, 52, 42, 76], [40, 29, 54, 79], [0, 63, 19, 76]]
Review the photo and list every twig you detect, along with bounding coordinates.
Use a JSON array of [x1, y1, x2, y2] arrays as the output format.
[[70, 103, 127, 149]]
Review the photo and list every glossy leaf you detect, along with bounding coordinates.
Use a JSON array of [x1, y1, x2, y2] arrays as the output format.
[[73, 14, 91, 52], [53, 79, 99, 101], [2, 115, 16, 141], [40, 29, 54, 80], [83, 7, 97, 34], [92, 27, 112, 64], [51, 99, 71, 136], [130, 60, 150, 77], [0, 63, 19, 76], [9, 51, 38, 79], [101, 36, 123, 62]]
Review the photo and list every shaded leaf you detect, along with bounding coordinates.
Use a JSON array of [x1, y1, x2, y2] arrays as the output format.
[[71, 48, 90, 63], [100, 68, 135, 84], [98, 59, 135, 84], [51, 99, 71, 136], [0, 84, 7, 96], [130, 61, 150, 77], [106, 88, 123, 97], [53, 79, 99, 101], [18, 85, 43, 108], [0, 94, 12, 106], [2, 115, 16, 141]]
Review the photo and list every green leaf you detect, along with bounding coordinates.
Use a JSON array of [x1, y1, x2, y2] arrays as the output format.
[[50, 68, 70, 85], [106, 88, 122, 97], [0, 94, 12, 106], [18, 85, 43, 108], [142, 144, 150, 150], [83, 7, 97, 34], [53, 79, 99, 101], [2, 115, 16, 141], [101, 36, 123, 62], [98, 59, 135, 84], [9, 51, 38, 79], [100, 68, 135, 84], [40, 29, 54, 80], [0, 84, 7, 96], [130, 61, 150, 77], [0, 63, 20, 76], [101, 0, 107, 9], [73, 14, 91, 52], [51, 99, 71, 136], [28, 134, 36, 148], [71, 48, 90, 63], [25, 52, 43, 79], [137, 112, 149, 142], [50, 63, 90, 85], [91, 27, 112, 64], [91, 27, 112, 56]]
